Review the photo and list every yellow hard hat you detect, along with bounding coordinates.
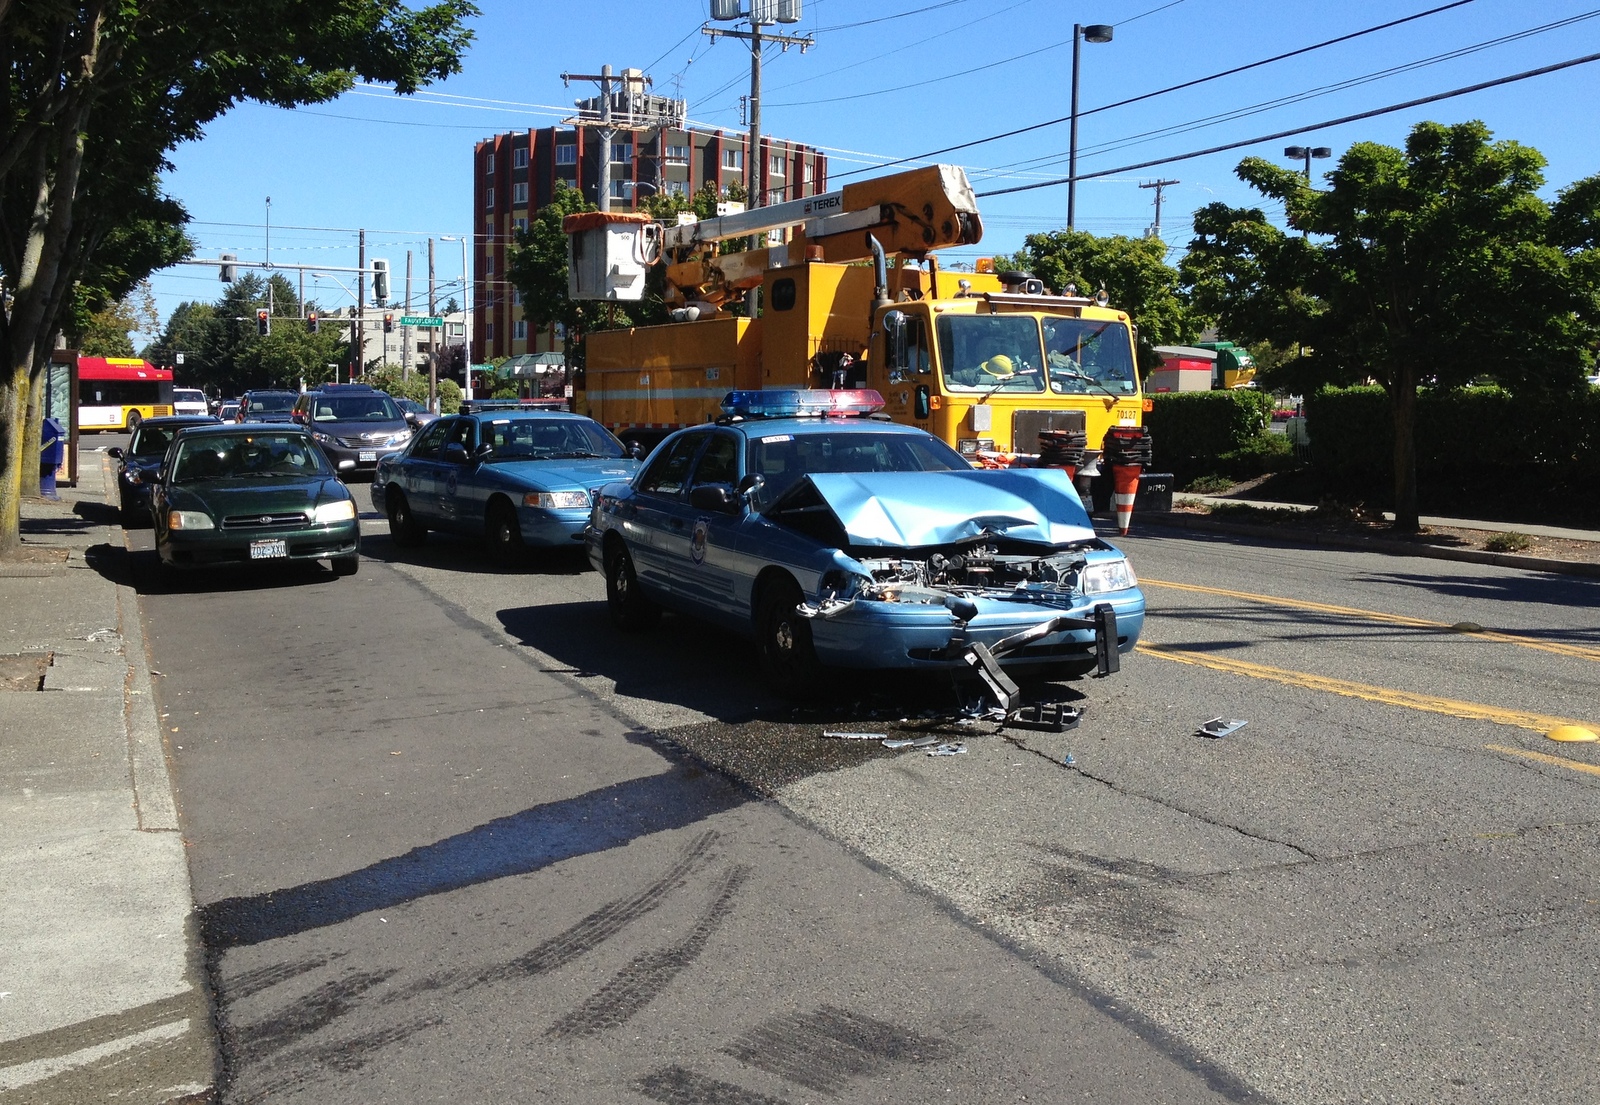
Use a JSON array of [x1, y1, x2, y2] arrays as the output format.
[[982, 354, 1015, 376]]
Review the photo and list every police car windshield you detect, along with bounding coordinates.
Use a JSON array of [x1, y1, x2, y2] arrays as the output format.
[[747, 430, 968, 509]]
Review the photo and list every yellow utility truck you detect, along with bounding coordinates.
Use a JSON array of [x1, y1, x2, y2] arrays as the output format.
[[566, 164, 1148, 471]]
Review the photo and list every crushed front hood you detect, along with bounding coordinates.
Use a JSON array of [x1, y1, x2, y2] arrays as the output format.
[[792, 468, 1095, 548]]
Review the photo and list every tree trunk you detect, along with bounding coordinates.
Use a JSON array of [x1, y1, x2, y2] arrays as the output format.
[[21, 366, 45, 499], [0, 366, 28, 552], [1389, 364, 1419, 533]]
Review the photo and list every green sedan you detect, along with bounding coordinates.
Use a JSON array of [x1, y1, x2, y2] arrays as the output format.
[[150, 423, 361, 575]]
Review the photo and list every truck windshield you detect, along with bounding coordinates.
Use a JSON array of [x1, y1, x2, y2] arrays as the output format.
[[1043, 318, 1137, 394], [936, 315, 1046, 393]]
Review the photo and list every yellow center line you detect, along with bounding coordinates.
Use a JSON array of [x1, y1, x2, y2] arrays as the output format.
[[1142, 578, 1600, 663], [1485, 744, 1600, 777], [1136, 642, 1595, 735]]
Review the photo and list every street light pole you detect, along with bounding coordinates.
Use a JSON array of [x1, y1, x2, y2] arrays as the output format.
[[1283, 145, 1333, 236], [1068, 23, 1113, 231], [441, 234, 471, 403]]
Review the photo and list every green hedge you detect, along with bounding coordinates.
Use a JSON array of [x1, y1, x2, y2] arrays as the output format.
[[1304, 386, 1600, 484], [1146, 390, 1273, 481]]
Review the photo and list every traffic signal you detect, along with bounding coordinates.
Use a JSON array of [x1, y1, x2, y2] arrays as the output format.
[[383, 312, 395, 333], [307, 311, 319, 333], [256, 308, 270, 336], [372, 258, 390, 304], [220, 253, 237, 282]]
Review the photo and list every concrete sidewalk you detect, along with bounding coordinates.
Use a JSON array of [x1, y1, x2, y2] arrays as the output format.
[[0, 451, 214, 1103]]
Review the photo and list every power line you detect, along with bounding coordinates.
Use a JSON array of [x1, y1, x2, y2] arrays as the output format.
[[829, 0, 1482, 180], [976, 49, 1600, 198]]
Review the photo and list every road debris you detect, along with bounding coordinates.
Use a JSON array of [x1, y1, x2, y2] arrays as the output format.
[[1197, 717, 1248, 739], [823, 731, 888, 741], [926, 742, 968, 756], [1008, 703, 1082, 733], [882, 735, 944, 750], [1062, 752, 1076, 766]]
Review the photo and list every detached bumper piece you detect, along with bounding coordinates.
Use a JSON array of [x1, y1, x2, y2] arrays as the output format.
[[1009, 702, 1082, 733], [961, 603, 1119, 712]]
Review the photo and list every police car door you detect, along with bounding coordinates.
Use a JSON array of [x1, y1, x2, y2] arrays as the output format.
[[626, 430, 707, 596], [668, 429, 743, 618]]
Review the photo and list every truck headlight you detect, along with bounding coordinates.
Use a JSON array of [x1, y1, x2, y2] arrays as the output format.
[[168, 510, 214, 531], [527, 490, 590, 510], [1081, 558, 1137, 594], [312, 500, 357, 523]]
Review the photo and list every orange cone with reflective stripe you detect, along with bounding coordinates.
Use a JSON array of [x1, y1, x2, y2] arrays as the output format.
[[1111, 463, 1141, 535]]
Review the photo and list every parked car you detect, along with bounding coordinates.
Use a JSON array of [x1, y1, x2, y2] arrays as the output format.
[[149, 423, 360, 575], [394, 397, 439, 430], [291, 383, 413, 478], [371, 408, 639, 563], [107, 415, 221, 522], [217, 400, 240, 422], [585, 389, 1146, 693], [236, 389, 300, 423], [172, 387, 209, 417]]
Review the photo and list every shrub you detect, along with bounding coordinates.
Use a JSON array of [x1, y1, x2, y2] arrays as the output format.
[[1145, 389, 1273, 483], [1483, 531, 1531, 553]]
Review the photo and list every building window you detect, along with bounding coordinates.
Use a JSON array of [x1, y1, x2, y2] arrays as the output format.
[[769, 154, 785, 176], [722, 148, 743, 170], [485, 187, 494, 209], [667, 179, 688, 196], [514, 319, 527, 340], [513, 181, 528, 205], [555, 143, 576, 165], [609, 179, 626, 199], [514, 217, 528, 232], [485, 155, 493, 175], [486, 323, 495, 340], [511, 288, 521, 306], [485, 254, 494, 275], [611, 142, 633, 164], [802, 162, 815, 185], [765, 189, 785, 206], [513, 147, 529, 169], [666, 144, 690, 164]]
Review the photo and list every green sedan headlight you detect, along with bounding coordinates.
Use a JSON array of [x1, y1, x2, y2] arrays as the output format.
[[168, 510, 215, 531], [1081, 558, 1137, 595], [312, 500, 357, 523], [526, 490, 590, 510]]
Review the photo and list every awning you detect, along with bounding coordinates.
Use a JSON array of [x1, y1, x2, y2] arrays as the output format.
[[496, 352, 567, 379]]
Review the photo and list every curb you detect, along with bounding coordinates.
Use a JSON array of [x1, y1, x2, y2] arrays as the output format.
[[1132, 511, 1600, 579]]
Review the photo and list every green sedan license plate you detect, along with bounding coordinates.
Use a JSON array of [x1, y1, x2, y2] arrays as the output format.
[[249, 538, 288, 560]]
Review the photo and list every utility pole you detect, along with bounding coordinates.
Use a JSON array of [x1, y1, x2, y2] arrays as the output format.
[[356, 229, 366, 381], [403, 250, 414, 381], [1139, 179, 1180, 240]]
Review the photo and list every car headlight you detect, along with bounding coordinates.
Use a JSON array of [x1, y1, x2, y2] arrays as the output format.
[[312, 431, 334, 444], [168, 510, 214, 531], [526, 490, 590, 510], [1081, 557, 1137, 595], [313, 500, 357, 523]]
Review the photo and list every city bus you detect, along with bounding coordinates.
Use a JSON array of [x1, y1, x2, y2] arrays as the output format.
[[77, 357, 174, 432]]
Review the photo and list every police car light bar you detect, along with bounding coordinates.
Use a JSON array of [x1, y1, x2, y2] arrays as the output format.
[[720, 389, 886, 418]]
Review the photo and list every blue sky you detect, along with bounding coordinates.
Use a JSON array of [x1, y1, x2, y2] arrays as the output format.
[[143, 0, 1600, 347]]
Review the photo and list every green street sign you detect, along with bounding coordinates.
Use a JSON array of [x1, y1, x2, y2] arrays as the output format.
[[399, 315, 443, 327]]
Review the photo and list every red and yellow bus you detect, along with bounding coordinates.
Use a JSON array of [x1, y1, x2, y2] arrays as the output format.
[[78, 357, 173, 432]]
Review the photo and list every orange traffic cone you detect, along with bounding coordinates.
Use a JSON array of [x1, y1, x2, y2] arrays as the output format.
[[1111, 463, 1141, 535]]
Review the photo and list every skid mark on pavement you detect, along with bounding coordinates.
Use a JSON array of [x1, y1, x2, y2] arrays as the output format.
[[1137, 642, 1596, 735], [636, 1065, 794, 1105], [545, 865, 752, 1040], [1142, 578, 1600, 663], [721, 1004, 960, 1095]]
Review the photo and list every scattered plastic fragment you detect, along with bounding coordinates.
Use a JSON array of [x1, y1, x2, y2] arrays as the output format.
[[882, 735, 944, 750], [1062, 753, 1076, 766], [1197, 717, 1248, 738], [824, 731, 888, 741], [926, 742, 967, 756], [1008, 703, 1082, 733]]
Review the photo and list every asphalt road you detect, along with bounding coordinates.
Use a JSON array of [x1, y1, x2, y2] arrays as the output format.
[[124, 506, 1600, 1104]]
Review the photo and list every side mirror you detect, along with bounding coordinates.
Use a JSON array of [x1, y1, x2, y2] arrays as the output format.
[[689, 483, 740, 514], [473, 442, 495, 461], [914, 384, 931, 420], [628, 440, 643, 459], [107, 447, 124, 459], [881, 309, 907, 371], [404, 412, 419, 427], [441, 442, 470, 465]]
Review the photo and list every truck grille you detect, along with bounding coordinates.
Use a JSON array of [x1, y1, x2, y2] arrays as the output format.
[[1013, 409, 1087, 452]]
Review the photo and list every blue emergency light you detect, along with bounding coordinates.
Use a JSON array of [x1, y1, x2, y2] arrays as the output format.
[[719, 389, 886, 419]]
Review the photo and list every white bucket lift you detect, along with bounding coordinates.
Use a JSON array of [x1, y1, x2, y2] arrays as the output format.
[[563, 212, 660, 302]]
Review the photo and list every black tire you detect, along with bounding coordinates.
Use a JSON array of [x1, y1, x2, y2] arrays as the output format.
[[332, 554, 360, 577], [757, 579, 821, 695], [487, 500, 525, 566], [125, 411, 142, 433], [605, 542, 659, 631], [386, 489, 427, 547]]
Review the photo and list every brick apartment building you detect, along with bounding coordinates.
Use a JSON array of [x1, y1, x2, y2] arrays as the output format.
[[470, 68, 828, 362]]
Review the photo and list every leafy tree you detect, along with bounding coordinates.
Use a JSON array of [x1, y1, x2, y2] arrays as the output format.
[[1178, 120, 1600, 530], [71, 282, 160, 357], [998, 230, 1209, 372], [0, 0, 476, 552]]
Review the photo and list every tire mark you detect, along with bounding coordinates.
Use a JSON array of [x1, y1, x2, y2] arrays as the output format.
[[636, 1065, 794, 1105], [224, 951, 346, 1002], [231, 968, 398, 1067], [545, 865, 752, 1040], [230, 1016, 444, 1105], [722, 1005, 958, 1094]]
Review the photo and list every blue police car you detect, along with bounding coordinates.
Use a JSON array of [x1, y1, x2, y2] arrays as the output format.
[[585, 389, 1146, 693]]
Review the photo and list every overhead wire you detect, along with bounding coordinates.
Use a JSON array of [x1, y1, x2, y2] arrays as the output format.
[[976, 49, 1600, 198]]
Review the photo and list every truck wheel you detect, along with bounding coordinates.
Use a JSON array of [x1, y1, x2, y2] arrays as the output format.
[[605, 543, 659, 631], [758, 579, 820, 696], [387, 489, 427, 547], [487, 500, 525, 566]]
